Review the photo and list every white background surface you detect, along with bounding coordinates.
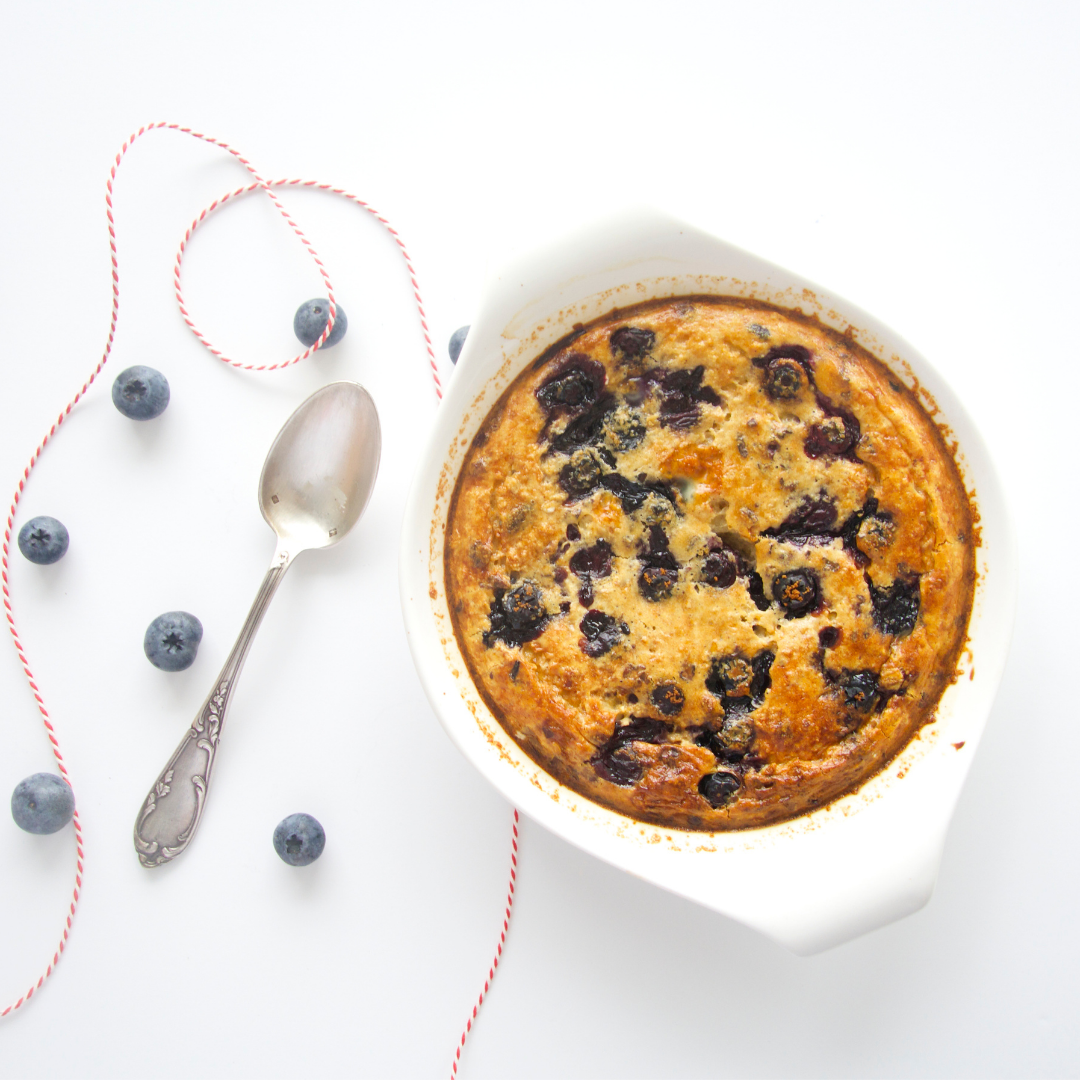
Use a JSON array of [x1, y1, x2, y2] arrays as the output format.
[[0, 2, 1076, 1077]]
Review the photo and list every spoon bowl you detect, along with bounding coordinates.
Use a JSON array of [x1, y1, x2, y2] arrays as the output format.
[[135, 382, 381, 867], [260, 382, 381, 550]]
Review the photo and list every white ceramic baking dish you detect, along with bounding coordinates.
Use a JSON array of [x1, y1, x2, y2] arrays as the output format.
[[399, 208, 1015, 954]]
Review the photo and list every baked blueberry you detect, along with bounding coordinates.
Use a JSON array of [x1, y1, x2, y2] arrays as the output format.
[[11, 773, 74, 834], [654, 365, 722, 429], [559, 449, 604, 498], [112, 366, 170, 420], [536, 356, 605, 414], [590, 717, 671, 785], [637, 525, 680, 601], [502, 582, 545, 629], [549, 396, 617, 454], [707, 655, 755, 700], [650, 682, 685, 716], [569, 540, 613, 580], [638, 565, 677, 601], [805, 414, 858, 458], [579, 609, 629, 657], [484, 582, 549, 647], [448, 325, 469, 363], [293, 299, 348, 348], [609, 326, 655, 360], [273, 813, 325, 866], [701, 548, 737, 588], [599, 473, 676, 513], [17, 516, 69, 565], [602, 404, 646, 452], [752, 343, 812, 372], [746, 572, 771, 611], [868, 575, 920, 636], [699, 713, 756, 760], [772, 570, 819, 618], [765, 358, 804, 400], [144, 611, 203, 672], [840, 670, 880, 712], [766, 494, 838, 540], [698, 771, 741, 808], [705, 651, 774, 714]]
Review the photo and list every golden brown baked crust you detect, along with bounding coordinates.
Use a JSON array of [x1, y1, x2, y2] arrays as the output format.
[[445, 296, 975, 830]]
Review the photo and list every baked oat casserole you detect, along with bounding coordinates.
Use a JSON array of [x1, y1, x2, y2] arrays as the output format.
[[444, 296, 975, 830]]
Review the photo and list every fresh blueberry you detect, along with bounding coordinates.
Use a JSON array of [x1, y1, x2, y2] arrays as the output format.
[[449, 325, 469, 364], [273, 813, 325, 866], [17, 516, 69, 564], [144, 611, 203, 672], [293, 299, 348, 348], [11, 773, 74, 834], [112, 366, 170, 420]]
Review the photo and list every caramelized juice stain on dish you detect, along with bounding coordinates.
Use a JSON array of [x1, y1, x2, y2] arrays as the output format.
[[445, 296, 976, 831]]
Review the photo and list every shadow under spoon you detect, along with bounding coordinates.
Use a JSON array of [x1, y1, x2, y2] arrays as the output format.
[[134, 382, 381, 868]]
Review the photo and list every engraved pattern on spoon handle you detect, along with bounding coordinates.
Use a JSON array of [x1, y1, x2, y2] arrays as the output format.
[[134, 550, 294, 867]]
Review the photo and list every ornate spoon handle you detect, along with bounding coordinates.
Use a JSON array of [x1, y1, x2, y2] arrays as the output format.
[[134, 549, 294, 867]]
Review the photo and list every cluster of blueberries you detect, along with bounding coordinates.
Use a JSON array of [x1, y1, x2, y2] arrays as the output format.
[[7, 301, 370, 865]]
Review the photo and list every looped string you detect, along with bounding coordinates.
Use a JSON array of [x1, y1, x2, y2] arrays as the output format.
[[2, 123, 492, 1031]]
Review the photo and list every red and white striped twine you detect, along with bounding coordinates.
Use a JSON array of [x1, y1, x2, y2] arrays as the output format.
[[3, 124, 516, 1070], [452, 809, 519, 1079]]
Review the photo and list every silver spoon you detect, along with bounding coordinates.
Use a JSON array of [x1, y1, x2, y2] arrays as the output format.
[[134, 382, 381, 868]]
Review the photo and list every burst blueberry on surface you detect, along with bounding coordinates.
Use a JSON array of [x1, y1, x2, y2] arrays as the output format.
[[17, 516, 69, 565], [483, 582, 549, 647], [144, 611, 204, 672], [293, 298, 348, 348], [11, 773, 74, 834], [590, 717, 671, 785], [868, 575, 921, 636], [273, 813, 325, 866], [650, 682, 685, 716], [705, 651, 775, 715], [535, 356, 605, 414], [549, 396, 617, 454], [578, 609, 629, 657], [696, 713, 755, 762], [805, 413, 859, 458], [558, 449, 604, 498], [609, 325, 655, 360], [112, 366, 170, 420]]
